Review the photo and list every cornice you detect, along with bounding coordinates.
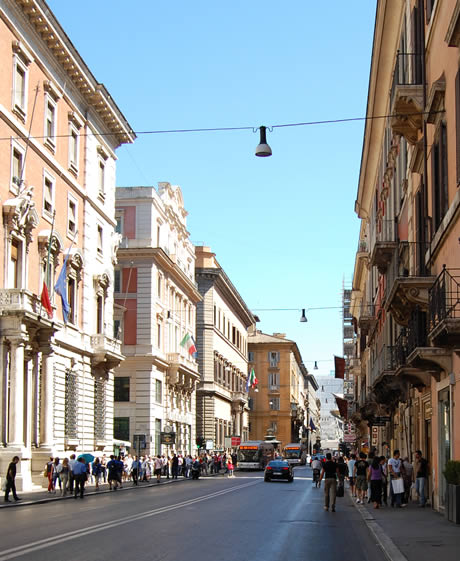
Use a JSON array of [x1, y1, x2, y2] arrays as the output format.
[[12, 0, 136, 147]]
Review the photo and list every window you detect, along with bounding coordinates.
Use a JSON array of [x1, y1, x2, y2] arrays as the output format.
[[269, 372, 280, 389], [114, 269, 121, 293], [94, 377, 106, 441], [114, 417, 130, 441], [269, 397, 280, 410], [248, 351, 254, 362], [11, 145, 24, 192], [44, 97, 57, 150], [432, 122, 448, 232], [97, 225, 103, 256], [67, 196, 77, 237], [96, 295, 103, 334], [115, 211, 123, 235], [157, 323, 162, 349], [69, 126, 79, 171], [9, 238, 23, 289], [155, 379, 162, 404], [157, 273, 162, 298], [268, 351, 280, 367], [43, 173, 55, 218], [114, 377, 130, 401], [98, 160, 105, 198], [12, 50, 29, 119], [65, 368, 78, 439], [113, 319, 121, 339], [67, 277, 76, 324]]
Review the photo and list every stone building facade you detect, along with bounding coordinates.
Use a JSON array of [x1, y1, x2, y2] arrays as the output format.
[[351, 0, 460, 512], [195, 247, 254, 450], [0, 0, 134, 490], [113, 184, 201, 456]]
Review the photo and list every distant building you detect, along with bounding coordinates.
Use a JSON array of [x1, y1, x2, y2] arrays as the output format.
[[195, 247, 255, 450], [248, 331, 312, 450], [113, 184, 201, 456], [315, 374, 344, 451]]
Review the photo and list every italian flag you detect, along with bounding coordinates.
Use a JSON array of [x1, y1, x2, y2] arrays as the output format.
[[180, 333, 197, 356], [246, 368, 258, 392]]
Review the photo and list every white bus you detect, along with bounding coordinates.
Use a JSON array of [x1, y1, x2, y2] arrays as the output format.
[[283, 443, 307, 465], [237, 440, 277, 470]]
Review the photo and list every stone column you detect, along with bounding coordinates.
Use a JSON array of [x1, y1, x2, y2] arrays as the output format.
[[8, 337, 26, 447], [39, 343, 55, 448], [233, 407, 241, 436]]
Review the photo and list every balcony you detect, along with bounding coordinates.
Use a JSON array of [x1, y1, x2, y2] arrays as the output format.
[[429, 266, 460, 346], [390, 52, 424, 145], [370, 345, 396, 387], [167, 352, 200, 388], [0, 288, 55, 323], [370, 220, 397, 274], [385, 249, 435, 326], [232, 391, 248, 405], [91, 334, 124, 370], [268, 384, 280, 393], [358, 303, 377, 336]]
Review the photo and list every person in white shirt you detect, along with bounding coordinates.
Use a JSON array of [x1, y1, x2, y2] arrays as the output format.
[[154, 455, 163, 483], [347, 454, 357, 497], [311, 457, 322, 487], [388, 449, 405, 508]]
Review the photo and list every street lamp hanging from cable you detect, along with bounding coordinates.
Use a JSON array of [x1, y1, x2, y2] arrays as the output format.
[[300, 309, 308, 323], [255, 126, 272, 157]]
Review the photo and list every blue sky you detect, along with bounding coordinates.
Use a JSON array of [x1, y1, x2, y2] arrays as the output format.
[[48, 0, 376, 376]]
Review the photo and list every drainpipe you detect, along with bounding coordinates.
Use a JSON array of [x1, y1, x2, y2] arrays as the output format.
[[421, 0, 430, 274]]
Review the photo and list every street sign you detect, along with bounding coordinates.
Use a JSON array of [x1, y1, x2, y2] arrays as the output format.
[[205, 440, 214, 450], [133, 434, 146, 449], [160, 432, 176, 445], [370, 421, 387, 426], [344, 434, 356, 442], [375, 416, 391, 423]]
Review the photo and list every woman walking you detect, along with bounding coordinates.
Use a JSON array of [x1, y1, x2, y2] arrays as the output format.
[[368, 456, 383, 509], [59, 458, 70, 496], [92, 457, 103, 490]]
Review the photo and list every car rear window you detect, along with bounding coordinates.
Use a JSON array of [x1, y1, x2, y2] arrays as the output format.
[[268, 461, 288, 468]]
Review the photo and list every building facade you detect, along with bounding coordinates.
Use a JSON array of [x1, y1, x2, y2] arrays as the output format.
[[351, 0, 460, 512], [195, 247, 254, 450], [0, 0, 134, 490], [316, 375, 344, 451], [113, 184, 201, 456], [247, 331, 311, 449]]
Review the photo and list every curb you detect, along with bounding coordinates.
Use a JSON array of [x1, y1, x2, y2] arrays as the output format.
[[1, 471, 223, 509], [350, 492, 408, 561]]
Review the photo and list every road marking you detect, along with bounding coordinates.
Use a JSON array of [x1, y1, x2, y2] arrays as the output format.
[[0, 481, 259, 561]]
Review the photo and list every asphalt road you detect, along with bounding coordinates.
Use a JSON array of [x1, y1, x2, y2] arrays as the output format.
[[0, 466, 388, 561]]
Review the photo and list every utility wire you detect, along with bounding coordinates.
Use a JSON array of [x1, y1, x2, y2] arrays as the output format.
[[0, 110, 444, 143]]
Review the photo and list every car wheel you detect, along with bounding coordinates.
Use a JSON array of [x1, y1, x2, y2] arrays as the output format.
[[288, 477, 294, 483], [264, 477, 270, 482]]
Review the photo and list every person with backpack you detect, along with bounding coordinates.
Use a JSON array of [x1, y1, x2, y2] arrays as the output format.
[[353, 452, 369, 504]]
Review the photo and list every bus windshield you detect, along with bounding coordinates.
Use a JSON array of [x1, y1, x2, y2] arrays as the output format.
[[237, 447, 260, 462], [284, 448, 301, 459]]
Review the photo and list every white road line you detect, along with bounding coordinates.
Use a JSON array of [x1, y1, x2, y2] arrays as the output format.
[[0, 481, 259, 561]]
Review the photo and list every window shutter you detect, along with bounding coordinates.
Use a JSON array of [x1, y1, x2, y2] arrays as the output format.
[[456, 70, 460, 187]]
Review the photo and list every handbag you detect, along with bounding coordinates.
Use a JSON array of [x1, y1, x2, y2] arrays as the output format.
[[1, 480, 7, 492], [391, 477, 404, 494]]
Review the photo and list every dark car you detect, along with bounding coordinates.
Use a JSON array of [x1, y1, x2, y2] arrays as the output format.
[[264, 460, 294, 483]]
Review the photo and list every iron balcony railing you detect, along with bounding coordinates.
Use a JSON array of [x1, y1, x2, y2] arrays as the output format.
[[370, 345, 396, 385], [390, 52, 423, 104], [406, 307, 427, 354], [395, 329, 407, 369], [369, 219, 397, 257], [429, 266, 460, 331]]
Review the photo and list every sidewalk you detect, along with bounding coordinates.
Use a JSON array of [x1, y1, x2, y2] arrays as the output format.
[[351, 493, 459, 561], [1, 472, 221, 509]]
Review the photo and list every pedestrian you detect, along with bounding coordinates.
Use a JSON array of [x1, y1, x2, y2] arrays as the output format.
[[368, 456, 383, 509], [185, 455, 193, 478], [319, 452, 340, 512], [353, 452, 369, 504], [4, 456, 21, 502], [154, 455, 163, 483], [68, 454, 77, 494], [107, 455, 118, 490], [388, 449, 405, 508], [347, 454, 357, 497], [73, 457, 87, 499], [413, 450, 428, 507], [402, 456, 413, 504], [52, 457, 62, 493], [171, 454, 179, 479], [379, 456, 388, 506], [45, 456, 55, 493], [227, 458, 234, 478], [59, 458, 70, 496], [92, 458, 103, 490], [131, 455, 140, 485], [311, 456, 322, 487]]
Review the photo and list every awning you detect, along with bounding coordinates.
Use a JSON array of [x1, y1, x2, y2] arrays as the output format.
[[334, 356, 345, 379], [333, 394, 348, 419]]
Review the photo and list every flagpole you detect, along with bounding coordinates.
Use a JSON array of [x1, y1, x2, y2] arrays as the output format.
[[46, 211, 56, 289], [52, 228, 78, 299]]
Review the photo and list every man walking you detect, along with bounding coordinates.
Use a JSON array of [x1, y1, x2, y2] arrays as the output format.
[[73, 458, 87, 499], [353, 452, 369, 504], [4, 456, 21, 502], [413, 450, 428, 507], [388, 449, 404, 508], [319, 453, 340, 512], [347, 454, 357, 497], [68, 453, 77, 494]]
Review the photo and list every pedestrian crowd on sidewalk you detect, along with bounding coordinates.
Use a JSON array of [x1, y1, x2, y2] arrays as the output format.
[[316, 449, 429, 514], [3, 450, 238, 503]]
